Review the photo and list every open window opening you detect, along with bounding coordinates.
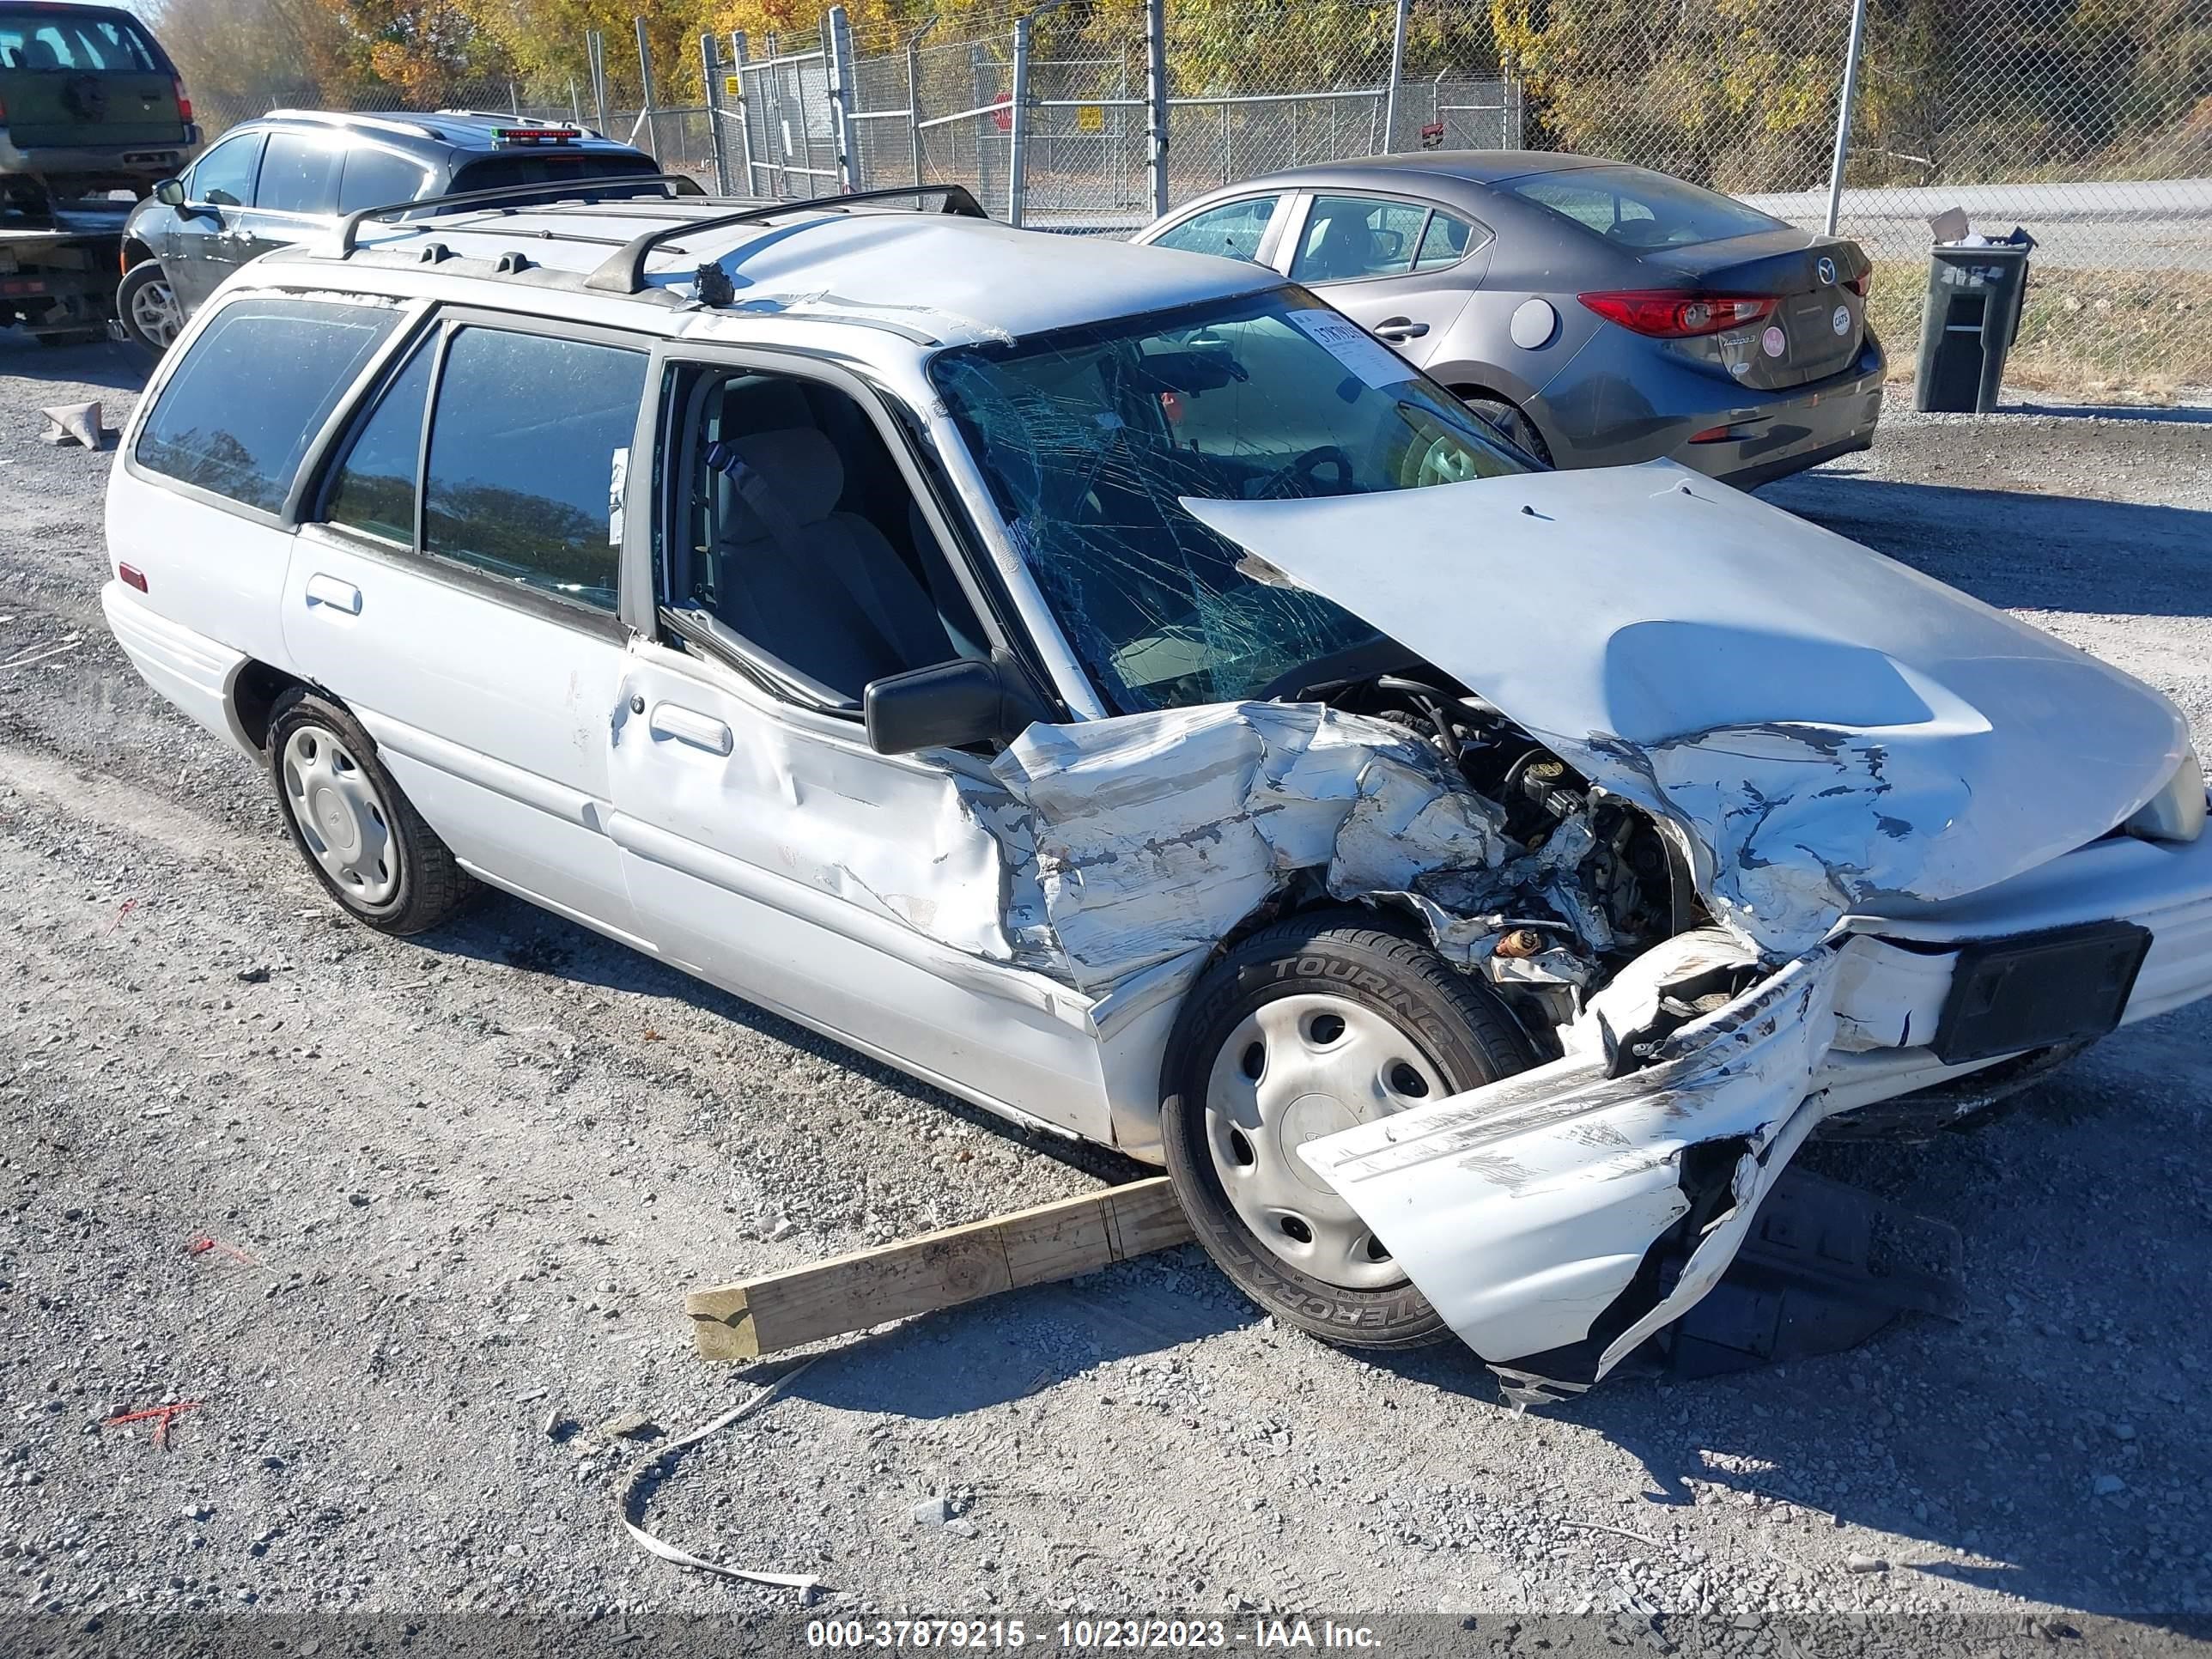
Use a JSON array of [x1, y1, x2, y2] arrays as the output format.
[[661, 368, 988, 711]]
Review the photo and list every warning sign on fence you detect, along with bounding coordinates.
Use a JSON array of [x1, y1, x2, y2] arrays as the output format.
[[723, 74, 743, 98], [1076, 105, 1103, 132]]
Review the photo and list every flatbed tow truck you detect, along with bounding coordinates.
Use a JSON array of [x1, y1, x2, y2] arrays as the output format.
[[0, 192, 133, 346]]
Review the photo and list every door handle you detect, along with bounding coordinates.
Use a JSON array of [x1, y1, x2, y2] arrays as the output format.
[[1374, 318, 1429, 343], [650, 703, 733, 757], [302, 574, 362, 615]]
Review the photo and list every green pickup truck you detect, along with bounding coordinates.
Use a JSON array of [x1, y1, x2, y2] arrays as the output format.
[[1, 2, 197, 204]]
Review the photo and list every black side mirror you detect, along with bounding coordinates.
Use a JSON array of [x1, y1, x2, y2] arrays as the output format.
[[153, 178, 187, 208], [864, 653, 1049, 756]]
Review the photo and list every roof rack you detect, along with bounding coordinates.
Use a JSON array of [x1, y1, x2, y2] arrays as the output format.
[[264, 107, 441, 143], [335, 173, 698, 257], [582, 183, 988, 295]]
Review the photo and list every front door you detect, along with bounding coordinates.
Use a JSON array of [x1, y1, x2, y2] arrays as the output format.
[[280, 311, 656, 942], [604, 349, 1110, 1135], [164, 127, 262, 311], [1279, 191, 1492, 369]]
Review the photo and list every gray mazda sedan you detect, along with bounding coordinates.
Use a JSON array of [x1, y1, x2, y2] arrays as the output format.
[[1135, 152, 1884, 488]]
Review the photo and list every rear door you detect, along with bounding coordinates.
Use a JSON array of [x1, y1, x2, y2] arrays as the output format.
[[235, 128, 343, 271], [0, 7, 184, 149], [1277, 191, 1488, 368], [282, 311, 655, 939]]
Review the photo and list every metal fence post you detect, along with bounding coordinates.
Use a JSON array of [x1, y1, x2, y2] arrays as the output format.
[[568, 76, 581, 124], [1381, 0, 1410, 153], [826, 5, 858, 191], [763, 32, 791, 197], [1823, 0, 1869, 236], [1007, 11, 1033, 225], [634, 16, 659, 162], [586, 29, 608, 135], [731, 33, 757, 194], [906, 16, 939, 186], [701, 33, 731, 193], [1144, 0, 1168, 218]]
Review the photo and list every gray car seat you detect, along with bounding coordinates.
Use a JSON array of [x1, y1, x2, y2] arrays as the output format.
[[708, 427, 957, 698]]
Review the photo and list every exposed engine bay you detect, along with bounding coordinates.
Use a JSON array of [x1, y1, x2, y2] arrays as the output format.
[[1303, 665, 1695, 1050]]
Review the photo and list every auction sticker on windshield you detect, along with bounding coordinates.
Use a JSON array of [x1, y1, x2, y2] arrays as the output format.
[[1287, 310, 1415, 390]]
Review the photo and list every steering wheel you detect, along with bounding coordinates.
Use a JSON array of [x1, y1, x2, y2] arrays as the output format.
[[1406, 434, 1488, 489], [1255, 445, 1356, 500]]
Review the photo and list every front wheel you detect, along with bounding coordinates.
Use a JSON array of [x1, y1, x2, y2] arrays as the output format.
[[1159, 912, 1537, 1349], [116, 261, 184, 354]]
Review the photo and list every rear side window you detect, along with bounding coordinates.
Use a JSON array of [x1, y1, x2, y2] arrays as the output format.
[[420, 329, 647, 613], [136, 298, 401, 514], [447, 153, 659, 192], [1291, 196, 1431, 283], [189, 131, 262, 208], [1505, 165, 1783, 250], [0, 10, 161, 71], [337, 147, 431, 215], [257, 131, 343, 216]]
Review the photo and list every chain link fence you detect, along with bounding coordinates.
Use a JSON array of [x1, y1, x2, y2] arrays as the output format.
[[173, 0, 2208, 396]]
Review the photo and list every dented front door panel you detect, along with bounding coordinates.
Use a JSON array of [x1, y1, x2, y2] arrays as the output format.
[[603, 641, 1115, 1139]]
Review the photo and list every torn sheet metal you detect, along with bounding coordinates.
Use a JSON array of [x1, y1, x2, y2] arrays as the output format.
[[984, 702, 1511, 993], [1182, 462, 2191, 956], [1297, 946, 1843, 1390]]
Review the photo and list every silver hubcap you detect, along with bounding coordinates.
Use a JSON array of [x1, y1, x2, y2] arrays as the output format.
[[1203, 994, 1449, 1289], [282, 726, 398, 908], [130, 275, 181, 348]]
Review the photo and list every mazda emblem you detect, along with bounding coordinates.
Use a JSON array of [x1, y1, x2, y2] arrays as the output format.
[[1816, 256, 1838, 286]]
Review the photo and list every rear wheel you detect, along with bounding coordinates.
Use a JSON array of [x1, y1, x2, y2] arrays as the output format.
[[266, 689, 475, 935], [1160, 913, 1537, 1349], [116, 262, 183, 354], [1459, 392, 1554, 466]]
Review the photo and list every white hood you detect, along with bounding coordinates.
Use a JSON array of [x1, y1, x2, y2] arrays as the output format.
[[1183, 462, 2190, 953]]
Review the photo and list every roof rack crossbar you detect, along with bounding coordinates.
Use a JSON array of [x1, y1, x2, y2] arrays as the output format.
[[336, 173, 694, 257], [583, 183, 988, 295]]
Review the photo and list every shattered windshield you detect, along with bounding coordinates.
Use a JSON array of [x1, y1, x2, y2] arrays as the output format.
[[930, 289, 1523, 713]]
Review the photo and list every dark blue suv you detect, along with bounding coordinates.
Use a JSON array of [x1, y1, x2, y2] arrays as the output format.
[[115, 108, 670, 350]]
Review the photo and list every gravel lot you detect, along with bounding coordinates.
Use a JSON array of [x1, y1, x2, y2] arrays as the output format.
[[2, 334, 2209, 1652]]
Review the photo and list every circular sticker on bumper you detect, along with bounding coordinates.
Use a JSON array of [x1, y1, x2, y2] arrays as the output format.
[[1760, 325, 1786, 358], [1832, 304, 1852, 336]]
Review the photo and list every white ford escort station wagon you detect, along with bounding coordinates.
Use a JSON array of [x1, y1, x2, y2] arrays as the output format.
[[102, 178, 2212, 1402]]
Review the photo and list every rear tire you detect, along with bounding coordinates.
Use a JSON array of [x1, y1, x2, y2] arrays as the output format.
[[1459, 392, 1554, 466], [266, 689, 476, 935], [1159, 911, 1537, 1350]]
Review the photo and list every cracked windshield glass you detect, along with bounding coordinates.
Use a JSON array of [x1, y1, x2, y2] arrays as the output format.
[[931, 289, 1522, 713]]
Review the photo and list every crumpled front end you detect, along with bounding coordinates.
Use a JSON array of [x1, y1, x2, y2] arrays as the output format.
[[1298, 934, 1840, 1400]]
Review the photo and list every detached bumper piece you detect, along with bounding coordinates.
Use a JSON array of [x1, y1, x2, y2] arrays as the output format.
[[1494, 1168, 1965, 1408]]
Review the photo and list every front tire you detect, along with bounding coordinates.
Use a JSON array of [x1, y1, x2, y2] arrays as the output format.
[[266, 689, 475, 935], [116, 261, 184, 355], [1160, 912, 1536, 1350]]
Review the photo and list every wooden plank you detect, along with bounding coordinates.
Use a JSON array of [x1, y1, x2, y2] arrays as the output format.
[[684, 1177, 1193, 1362]]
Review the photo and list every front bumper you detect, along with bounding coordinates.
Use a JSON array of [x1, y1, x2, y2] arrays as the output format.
[[1300, 819, 2212, 1399]]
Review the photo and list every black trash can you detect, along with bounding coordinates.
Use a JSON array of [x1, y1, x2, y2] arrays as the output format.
[[1914, 235, 2034, 413]]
